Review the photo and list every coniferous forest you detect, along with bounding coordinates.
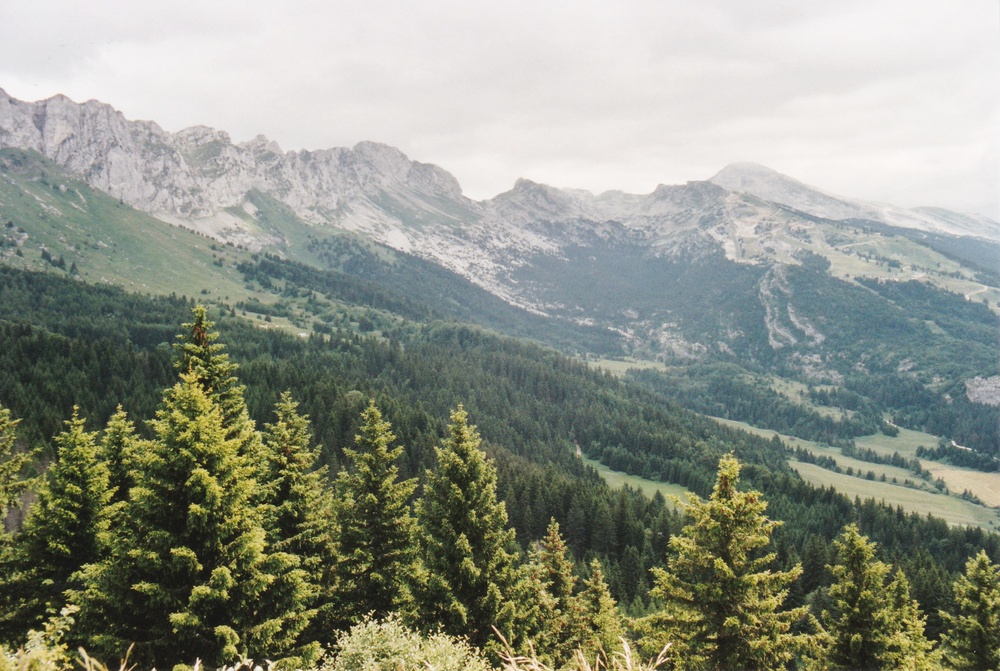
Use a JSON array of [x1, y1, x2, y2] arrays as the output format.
[[0, 267, 999, 670]]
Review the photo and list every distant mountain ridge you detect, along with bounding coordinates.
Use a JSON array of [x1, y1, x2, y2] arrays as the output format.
[[2, 89, 998, 374], [2, 89, 996, 257]]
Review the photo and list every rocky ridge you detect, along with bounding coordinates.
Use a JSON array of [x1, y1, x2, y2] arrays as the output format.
[[1, 89, 997, 318]]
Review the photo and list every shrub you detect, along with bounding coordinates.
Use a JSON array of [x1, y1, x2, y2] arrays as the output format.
[[323, 615, 490, 671]]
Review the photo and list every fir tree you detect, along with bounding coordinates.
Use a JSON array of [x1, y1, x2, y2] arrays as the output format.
[[648, 452, 807, 671], [818, 524, 934, 670], [414, 406, 522, 655], [335, 401, 417, 626], [576, 559, 625, 663], [262, 391, 337, 647], [0, 410, 109, 641], [174, 305, 246, 431], [173, 306, 263, 469], [0, 403, 34, 520], [883, 572, 938, 671], [100, 406, 139, 507], [939, 550, 1000, 671], [78, 373, 311, 668], [526, 519, 583, 665]]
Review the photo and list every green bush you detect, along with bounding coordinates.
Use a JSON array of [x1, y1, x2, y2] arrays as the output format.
[[323, 615, 490, 671]]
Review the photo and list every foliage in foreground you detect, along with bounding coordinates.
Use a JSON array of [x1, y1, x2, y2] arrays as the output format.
[[2, 307, 1000, 670]]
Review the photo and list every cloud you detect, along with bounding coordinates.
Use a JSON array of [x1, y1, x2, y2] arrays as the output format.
[[1, 0, 996, 217]]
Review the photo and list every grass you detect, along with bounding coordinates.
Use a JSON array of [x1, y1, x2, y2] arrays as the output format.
[[707, 416, 1000, 530], [854, 426, 939, 458], [767, 376, 851, 420], [586, 357, 670, 377], [791, 462, 1000, 530], [581, 456, 691, 507]]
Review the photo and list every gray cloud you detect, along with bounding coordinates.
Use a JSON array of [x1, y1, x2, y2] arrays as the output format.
[[1, 0, 996, 218]]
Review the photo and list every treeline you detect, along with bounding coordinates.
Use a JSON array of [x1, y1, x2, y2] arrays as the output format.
[[0, 267, 996, 597], [1, 268, 999, 654], [630, 364, 880, 447], [238, 250, 623, 355], [917, 442, 1000, 473], [2, 331, 998, 671]]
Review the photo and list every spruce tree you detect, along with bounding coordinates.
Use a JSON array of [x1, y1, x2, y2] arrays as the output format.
[[174, 306, 263, 469], [0, 410, 109, 641], [414, 406, 522, 654], [0, 403, 34, 520], [576, 559, 625, 662], [174, 305, 246, 432], [939, 550, 1000, 671], [648, 452, 807, 671], [78, 373, 311, 668], [525, 519, 583, 665], [818, 524, 934, 670], [883, 572, 938, 671], [100, 406, 139, 507], [262, 392, 337, 646], [336, 401, 417, 626]]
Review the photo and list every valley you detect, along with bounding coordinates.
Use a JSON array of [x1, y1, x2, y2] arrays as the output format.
[[0, 88, 998, 668]]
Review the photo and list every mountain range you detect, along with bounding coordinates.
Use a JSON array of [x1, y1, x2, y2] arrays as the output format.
[[1, 89, 998, 457]]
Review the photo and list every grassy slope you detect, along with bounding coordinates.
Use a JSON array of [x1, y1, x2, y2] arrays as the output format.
[[0, 149, 255, 302], [709, 416, 1000, 530], [581, 455, 690, 507]]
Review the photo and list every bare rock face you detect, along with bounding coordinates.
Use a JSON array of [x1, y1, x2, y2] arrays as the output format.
[[966, 376, 1000, 407], [1, 89, 997, 330], [0, 88, 473, 237]]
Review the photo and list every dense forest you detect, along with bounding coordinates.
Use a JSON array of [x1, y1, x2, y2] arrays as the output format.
[[0, 267, 998, 670]]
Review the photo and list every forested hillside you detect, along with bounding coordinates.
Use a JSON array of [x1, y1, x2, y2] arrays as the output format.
[[1, 266, 999, 669]]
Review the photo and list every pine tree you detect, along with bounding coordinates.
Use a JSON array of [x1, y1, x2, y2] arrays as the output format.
[[100, 406, 139, 507], [818, 524, 935, 670], [648, 452, 807, 671], [414, 406, 522, 655], [0, 410, 110, 641], [78, 373, 311, 668], [336, 401, 417, 626], [526, 519, 583, 665], [939, 550, 1000, 671], [262, 391, 337, 646], [0, 403, 34, 520], [883, 572, 938, 670], [575, 559, 625, 662]]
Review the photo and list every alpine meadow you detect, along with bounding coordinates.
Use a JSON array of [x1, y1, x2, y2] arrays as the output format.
[[0, 87, 998, 671]]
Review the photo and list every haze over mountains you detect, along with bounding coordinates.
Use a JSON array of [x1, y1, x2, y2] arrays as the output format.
[[0, 87, 998, 556], [3, 87, 998, 371], [2, 88, 997, 263]]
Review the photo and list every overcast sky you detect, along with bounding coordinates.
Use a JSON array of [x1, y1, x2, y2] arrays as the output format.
[[1, 0, 997, 218]]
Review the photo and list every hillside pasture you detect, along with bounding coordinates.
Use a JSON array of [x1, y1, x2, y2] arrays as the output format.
[[790, 462, 1000, 530]]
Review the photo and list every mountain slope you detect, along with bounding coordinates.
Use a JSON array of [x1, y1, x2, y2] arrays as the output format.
[[1, 89, 997, 458]]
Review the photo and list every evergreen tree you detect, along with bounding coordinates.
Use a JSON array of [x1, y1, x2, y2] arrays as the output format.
[[78, 373, 312, 668], [0, 410, 109, 642], [818, 524, 934, 670], [173, 305, 246, 431], [100, 406, 139, 507], [0, 403, 34, 521], [939, 550, 1000, 671], [336, 401, 417, 626], [174, 306, 263, 468], [262, 391, 338, 645], [526, 519, 583, 665], [883, 572, 938, 671], [648, 452, 807, 671], [576, 559, 625, 663], [414, 405, 522, 655]]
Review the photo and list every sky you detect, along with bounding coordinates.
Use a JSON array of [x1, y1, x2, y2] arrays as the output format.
[[1, 0, 997, 219]]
